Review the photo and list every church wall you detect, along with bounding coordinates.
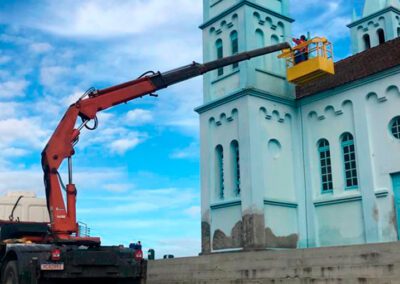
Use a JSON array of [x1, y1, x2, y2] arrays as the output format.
[[199, 0, 400, 254], [199, 94, 303, 252], [365, 75, 400, 242], [315, 201, 365, 246], [249, 7, 291, 99], [199, 98, 242, 252], [251, 96, 300, 248], [204, 0, 242, 20], [351, 14, 388, 53], [301, 90, 366, 247], [349, 8, 400, 54], [365, 79, 400, 189], [202, 4, 292, 103], [300, 70, 400, 246], [202, 9, 243, 103], [203, 0, 289, 21]]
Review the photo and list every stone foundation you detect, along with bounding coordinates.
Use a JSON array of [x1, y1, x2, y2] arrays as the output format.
[[147, 242, 400, 283], [208, 213, 299, 251]]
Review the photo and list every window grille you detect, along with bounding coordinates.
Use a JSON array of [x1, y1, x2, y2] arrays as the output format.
[[391, 116, 400, 139], [216, 39, 223, 76], [341, 133, 358, 188], [230, 31, 239, 69], [231, 140, 240, 196], [216, 145, 224, 199], [318, 139, 333, 192]]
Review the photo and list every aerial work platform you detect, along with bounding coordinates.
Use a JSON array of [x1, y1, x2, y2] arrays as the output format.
[[279, 37, 335, 85]]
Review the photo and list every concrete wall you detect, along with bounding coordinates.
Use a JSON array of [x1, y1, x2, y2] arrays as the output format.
[[147, 242, 400, 283]]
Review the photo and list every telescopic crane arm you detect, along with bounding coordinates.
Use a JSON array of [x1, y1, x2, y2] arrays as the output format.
[[40, 42, 290, 242]]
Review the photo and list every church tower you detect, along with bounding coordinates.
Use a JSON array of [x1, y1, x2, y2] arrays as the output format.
[[196, 0, 303, 254], [348, 0, 400, 54]]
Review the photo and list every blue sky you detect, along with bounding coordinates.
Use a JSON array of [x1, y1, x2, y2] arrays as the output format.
[[0, 0, 364, 257]]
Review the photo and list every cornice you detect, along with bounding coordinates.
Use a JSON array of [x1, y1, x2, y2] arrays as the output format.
[[347, 6, 400, 28], [200, 0, 294, 30]]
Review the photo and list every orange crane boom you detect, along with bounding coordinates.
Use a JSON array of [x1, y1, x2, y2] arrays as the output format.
[[40, 42, 290, 243]]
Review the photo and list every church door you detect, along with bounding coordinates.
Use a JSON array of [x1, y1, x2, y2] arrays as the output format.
[[391, 173, 400, 240]]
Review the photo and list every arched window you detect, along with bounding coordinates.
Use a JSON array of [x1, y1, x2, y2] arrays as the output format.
[[397, 27, 400, 37], [215, 145, 224, 199], [318, 139, 333, 192], [255, 29, 265, 68], [363, 34, 371, 50], [230, 140, 240, 196], [216, 39, 223, 76], [377, 29, 385, 44], [271, 35, 281, 72], [230, 31, 239, 69], [341, 133, 358, 189]]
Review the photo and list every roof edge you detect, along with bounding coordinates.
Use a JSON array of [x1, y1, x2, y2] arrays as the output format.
[[347, 6, 400, 28]]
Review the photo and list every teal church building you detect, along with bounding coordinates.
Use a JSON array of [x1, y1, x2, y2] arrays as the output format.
[[195, 0, 400, 253]]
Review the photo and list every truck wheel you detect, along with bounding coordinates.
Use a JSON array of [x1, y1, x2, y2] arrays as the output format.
[[1, 261, 19, 284]]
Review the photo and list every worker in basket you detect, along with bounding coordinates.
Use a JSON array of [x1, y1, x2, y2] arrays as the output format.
[[292, 35, 308, 64]]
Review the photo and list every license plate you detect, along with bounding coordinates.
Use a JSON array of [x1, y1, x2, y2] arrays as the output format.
[[40, 263, 64, 271]]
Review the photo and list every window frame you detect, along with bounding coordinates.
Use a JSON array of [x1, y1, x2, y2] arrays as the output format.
[[377, 28, 385, 45], [215, 145, 225, 199], [318, 139, 334, 194], [230, 140, 240, 197], [363, 34, 371, 50], [390, 116, 400, 140], [230, 31, 239, 69], [215, 39, 224, 76], [340, 133, 359, 190]]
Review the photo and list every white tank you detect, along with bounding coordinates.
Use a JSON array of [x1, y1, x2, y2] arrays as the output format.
[[0, 191, 50, 222]]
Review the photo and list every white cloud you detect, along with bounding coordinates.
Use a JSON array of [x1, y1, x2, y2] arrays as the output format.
[[0, 118, 48, 149], [39, 66, 70, 90], [110, 135, 141, 155], [103, 183, 133, 193], [0, 34, 30, 45], [33, 0, 202, 38], [29, 42, 53, 54], [79, 202, 159, 215], [0, 80, 28, 98], [0, 102, 19, 119], [2, 147, 29, 157], [125, 109, 153, 126], [153, 237, 201, 258], [0, 167, 44, 195], [170, 142, 199, 160], [184, 206, 200, 218], [291, 0, 351, 42], [0, 166, 130, 196], [63, 90, 84, 106], [82, 187, 198, 208], [0, 55, 11, 64]]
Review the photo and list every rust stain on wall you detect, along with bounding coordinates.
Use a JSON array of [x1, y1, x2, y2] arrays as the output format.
[[201, 221, 211, 254], [212, 213, 299, 250], [390, 197, 398, 237], [242, 213, 266, 250], [212, 221, 243, 250], [265, 227, 298, 248], [373, 205, 379, 222]]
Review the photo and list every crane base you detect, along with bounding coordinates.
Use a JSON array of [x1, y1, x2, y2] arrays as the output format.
[[54, 237, 101, 247]]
